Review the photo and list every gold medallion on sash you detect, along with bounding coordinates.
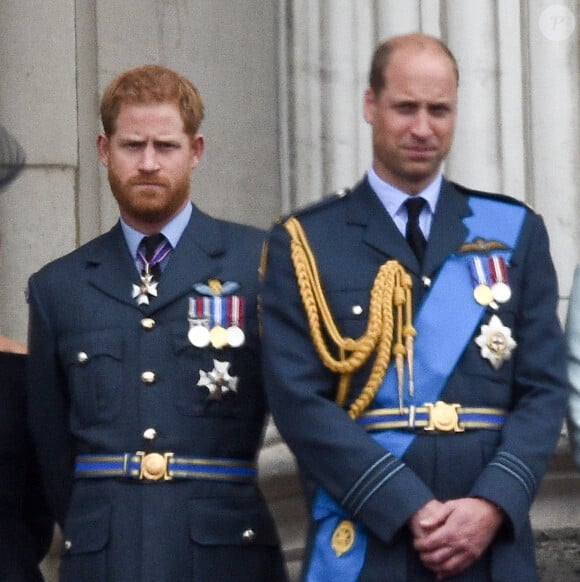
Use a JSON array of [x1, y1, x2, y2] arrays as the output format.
[[331, 519, 355, 557]]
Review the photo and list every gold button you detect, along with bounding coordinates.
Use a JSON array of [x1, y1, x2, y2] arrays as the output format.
[[77, 351, 89, 364], [64, 540, 72, 551], [241, 529, 256, 544], [141, 371, 156, 384], [351, 305, 363, 316], [141, 318, 156, 330], [143, 428, 157, 441]]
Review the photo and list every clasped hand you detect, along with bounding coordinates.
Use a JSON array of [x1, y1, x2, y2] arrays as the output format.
[[408, 497, 504, 579]]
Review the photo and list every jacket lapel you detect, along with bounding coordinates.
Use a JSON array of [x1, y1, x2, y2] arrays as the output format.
[[86, 224, 142, 307], [347, 179, 420, 274], [85, 208, 226, 313], [347, 178, 472, 278], [422, 180, 471, 277]]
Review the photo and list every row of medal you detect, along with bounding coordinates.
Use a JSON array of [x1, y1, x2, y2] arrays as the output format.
[[470, 255, 516, 369], [188, 295, 246, 349], [469, 255, 512, 309]]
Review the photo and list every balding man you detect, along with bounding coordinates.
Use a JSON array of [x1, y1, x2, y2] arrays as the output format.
[[261, 33, 568, 581]]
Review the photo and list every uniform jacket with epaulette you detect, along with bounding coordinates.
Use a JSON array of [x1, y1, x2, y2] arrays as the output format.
[[261, 177, 569, 582], [27, 204, 287, 582]]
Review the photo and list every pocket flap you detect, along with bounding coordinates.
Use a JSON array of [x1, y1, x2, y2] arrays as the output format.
[[59, 333, 124, 366], [62, 502, 111, 555], [189, 496, 277, 547]]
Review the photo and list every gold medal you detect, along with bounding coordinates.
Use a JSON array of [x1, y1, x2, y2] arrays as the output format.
[[473, 284, 493, 306], [209, 325, 228, 349], [331, 519, 355, 557]]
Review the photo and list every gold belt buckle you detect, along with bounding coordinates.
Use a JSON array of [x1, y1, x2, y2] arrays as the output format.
[[424, 401, 464, 432], [136, 451, 174, 481]]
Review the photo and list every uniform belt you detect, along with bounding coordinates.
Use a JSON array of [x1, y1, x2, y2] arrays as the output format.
[[74, 453, 257, 482], [357, 401, 507, 433]]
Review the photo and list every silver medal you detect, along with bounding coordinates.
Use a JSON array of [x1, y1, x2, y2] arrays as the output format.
[[226, 325, 246, 348], [491, 282, 512, 304], [188, 324, 210, 348]]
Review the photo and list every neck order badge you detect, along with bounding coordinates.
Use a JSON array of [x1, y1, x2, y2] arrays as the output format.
[[132, 234, 172, 305]]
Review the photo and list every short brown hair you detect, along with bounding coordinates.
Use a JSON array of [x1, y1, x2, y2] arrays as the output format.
[[100, 65, 204, 136], [369, 33, 459, 95]]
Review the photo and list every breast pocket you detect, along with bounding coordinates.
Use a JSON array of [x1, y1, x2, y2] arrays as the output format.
[[59, 332, 125, 427], [171, 329, 262, 419], [189, 496, 283, 582], [326, 288, 372, 340], [460, 309, 517, 383]]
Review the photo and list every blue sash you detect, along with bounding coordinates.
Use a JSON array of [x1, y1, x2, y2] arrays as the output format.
[[305, 197, 526, 581]]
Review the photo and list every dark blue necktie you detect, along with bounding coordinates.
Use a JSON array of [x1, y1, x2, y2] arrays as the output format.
[[404, 197, 427, 264]]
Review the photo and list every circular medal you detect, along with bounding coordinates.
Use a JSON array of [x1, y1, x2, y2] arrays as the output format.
[[491, 282, 511, 304], [209, 325, 228, 349], [473, 284, 493, 306], [226, 325, 245, 348], [188, 325, 210, 348]]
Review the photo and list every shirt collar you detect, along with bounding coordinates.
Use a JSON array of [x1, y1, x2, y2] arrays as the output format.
[[367, 166, 443, 219], [121, 202, 193, 259]]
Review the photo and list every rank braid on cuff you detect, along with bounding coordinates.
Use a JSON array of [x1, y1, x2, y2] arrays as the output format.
[[283, 216, 416, 418]]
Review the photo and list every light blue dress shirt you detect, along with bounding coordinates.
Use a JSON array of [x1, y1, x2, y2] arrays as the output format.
[[367, 166, 442, 240], [120, 202, 192, 272]]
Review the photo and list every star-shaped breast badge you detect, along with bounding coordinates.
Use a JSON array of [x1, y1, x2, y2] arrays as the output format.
[[197, 360, 239, 400], [475, 314, 517, 370]]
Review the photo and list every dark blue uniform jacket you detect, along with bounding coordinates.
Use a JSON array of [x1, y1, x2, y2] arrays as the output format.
[[27, 205, 287, 582], [261, 178, 569, 582]]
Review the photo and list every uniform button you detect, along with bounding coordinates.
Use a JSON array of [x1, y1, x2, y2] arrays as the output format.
[[143, 428, 157, 441], [351, 305, 363, 315], [64, 540, 72, 551], [141, 371, 156, 384], [141, 317, 156, 330], [241, 529, 256, 544], [77, 351, 89, 364], [422, 276, 432, 288]]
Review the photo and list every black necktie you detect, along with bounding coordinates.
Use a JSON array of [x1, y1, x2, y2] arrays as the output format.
[[140, 233, 168, 280], [404, 197, 427, 264]]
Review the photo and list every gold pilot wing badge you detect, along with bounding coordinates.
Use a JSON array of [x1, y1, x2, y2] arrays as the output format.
[[475, 315, 517, 370]]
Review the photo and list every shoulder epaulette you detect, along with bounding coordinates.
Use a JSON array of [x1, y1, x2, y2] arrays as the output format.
[[277, 188, 351, 223], [451, 181, 534, 212]]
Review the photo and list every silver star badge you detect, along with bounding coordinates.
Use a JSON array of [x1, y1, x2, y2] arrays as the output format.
[[132, 274, 159, 305], [475, 314, 517, 370], [197, 359, 239, 400]]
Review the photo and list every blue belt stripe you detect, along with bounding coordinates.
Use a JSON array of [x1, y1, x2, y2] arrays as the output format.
[[75, 454, 257, 481]]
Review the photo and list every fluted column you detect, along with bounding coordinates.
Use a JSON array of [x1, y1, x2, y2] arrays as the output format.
[[525, 0, 579, 295], [319, 0, 370, 193], [376, 0, 421, 37], [444, 0, 502, 191]]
